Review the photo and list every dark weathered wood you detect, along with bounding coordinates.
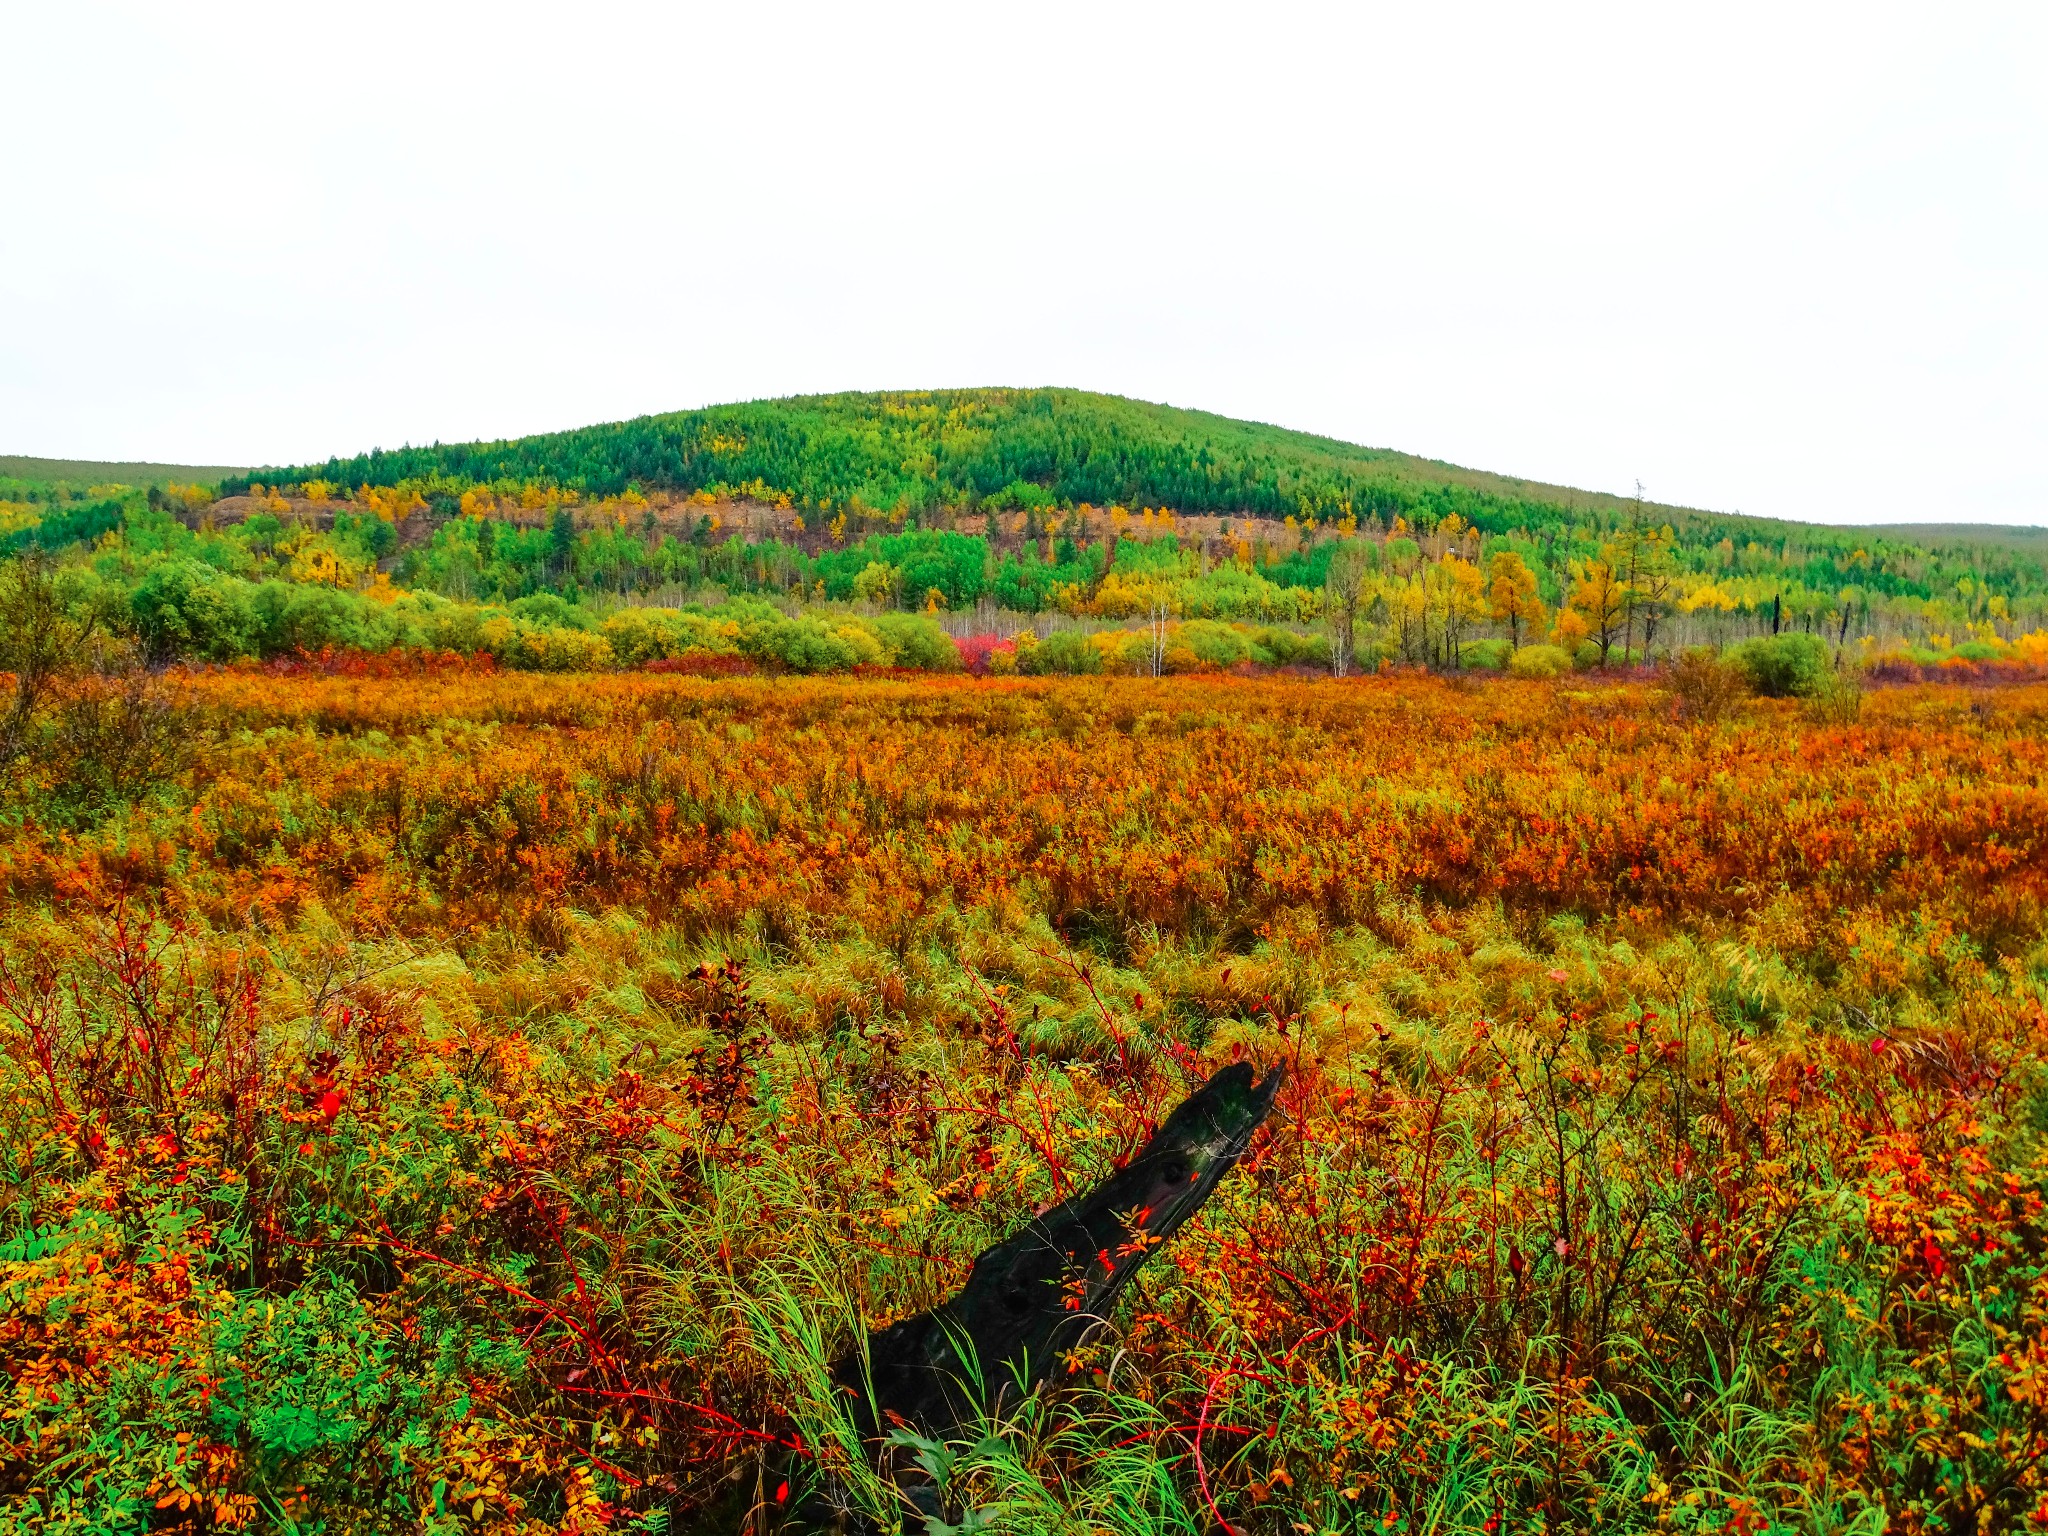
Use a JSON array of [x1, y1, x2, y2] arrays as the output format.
[[835, 1061, 1284, 1445]]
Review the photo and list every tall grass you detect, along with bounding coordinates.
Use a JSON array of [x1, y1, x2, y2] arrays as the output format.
[[2, 674, 2046, 1532]]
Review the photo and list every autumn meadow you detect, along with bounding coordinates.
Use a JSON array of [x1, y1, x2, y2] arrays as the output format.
[[0, 655, 2043, 1534], [6, 392, 2048, 1533]]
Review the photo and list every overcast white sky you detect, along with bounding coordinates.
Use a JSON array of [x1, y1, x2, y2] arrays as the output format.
[[3, 3, 2043, 525]]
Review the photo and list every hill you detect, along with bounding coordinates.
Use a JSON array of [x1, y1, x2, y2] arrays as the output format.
[[10, 389, 2048, 670], [229, 387, 1773, 540]]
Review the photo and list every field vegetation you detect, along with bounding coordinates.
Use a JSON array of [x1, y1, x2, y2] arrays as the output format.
[[3, 546, 2048, 1531]]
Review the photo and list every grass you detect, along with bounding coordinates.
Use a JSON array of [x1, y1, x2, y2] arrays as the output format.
[[2, 669, 2046, 1532]]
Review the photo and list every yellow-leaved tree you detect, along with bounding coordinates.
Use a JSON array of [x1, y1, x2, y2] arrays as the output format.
[[1486, 550, 1544, 649], [1570, 557, 1629, 667]]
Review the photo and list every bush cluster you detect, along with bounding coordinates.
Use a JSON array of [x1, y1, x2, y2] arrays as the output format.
[[1727, 631, 1834, 697], [1013, 621, 1331, 676]]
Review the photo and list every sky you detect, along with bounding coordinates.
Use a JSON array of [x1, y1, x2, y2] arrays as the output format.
[[3, 3, 2043, 527]]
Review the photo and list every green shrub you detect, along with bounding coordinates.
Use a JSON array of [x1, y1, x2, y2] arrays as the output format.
[[250, 581, 407, 657], [747, 615, 869, 673], [1018, 629, 1102, 675], [866, 613, 962, 671], [1171, 620, 1251, 671], [411, 594, 491, 655], [1460, 637, 1512, 671], [508, 591, 594, 631], [130, 561, 259, 661], [1509, 644, 1573, 679], [1092, 628, 1154, 674], [708, 600, 864, 673], [1248, 626, 1330, 667], [1728, 632, 1832, 697]]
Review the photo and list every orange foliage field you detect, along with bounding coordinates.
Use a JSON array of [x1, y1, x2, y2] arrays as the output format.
[[5, 671, 2048, 1533]]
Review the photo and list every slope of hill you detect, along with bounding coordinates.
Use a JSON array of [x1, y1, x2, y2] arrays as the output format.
[[226, 387, 1760, 539], [1, 454, 246, 488], [1857, 522, 2048, 561], [231, 389, 2048, 594]]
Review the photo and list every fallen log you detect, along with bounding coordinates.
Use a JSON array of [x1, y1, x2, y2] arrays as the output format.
[[837, 1060, 1285, 1446]]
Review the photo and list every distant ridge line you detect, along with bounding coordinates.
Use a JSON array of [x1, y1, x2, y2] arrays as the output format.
[[1, 455, 247, 486]]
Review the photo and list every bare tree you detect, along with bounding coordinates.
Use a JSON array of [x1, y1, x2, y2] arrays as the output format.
[[1147, 589, 1175, 677], [1634, 526, 1678, 657], [0, 552, 93, 767], [1618, 481, 1647, 662], [1324, 540, 1372, 677]]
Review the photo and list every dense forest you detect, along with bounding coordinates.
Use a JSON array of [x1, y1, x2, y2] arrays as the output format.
[[226, 388, 1630, 525], [6, 389, 2047, 679]]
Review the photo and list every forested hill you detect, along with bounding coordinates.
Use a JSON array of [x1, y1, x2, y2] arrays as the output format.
[[224, 388, 1746, 540], [12, 388, 2046, 663]]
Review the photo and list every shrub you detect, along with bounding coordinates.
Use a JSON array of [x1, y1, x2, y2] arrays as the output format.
[[1, 556, 193, 823], [43, 671, 193, 825], [477, 616, 615, 671], [600, 606, 742, 666], [1805, 669, 1865, 725], [250, 580, 407, 657], [954, 633, 1016, 676], [1667, 646, 1749, 720], [411, 594, 491, 655], [1090, 628, 1153, 675], [748, 615, 867, 673], [828, 620, 888, 669], [1729, 632, 1832, 697], [130, 560, 260, 661], [2, 553, 92, 766], [710, 600, 870, 673], [1249, 626, 1330, 668], [1508, 643, 1573, 679], [508, 591, 595, 631], [1018, 629, 1102, 675], [865, 613, 962, 671], [1460, 637, 1512, 671], [8, 670, 2048, 1532], [1160, 619, 1251, 674]]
